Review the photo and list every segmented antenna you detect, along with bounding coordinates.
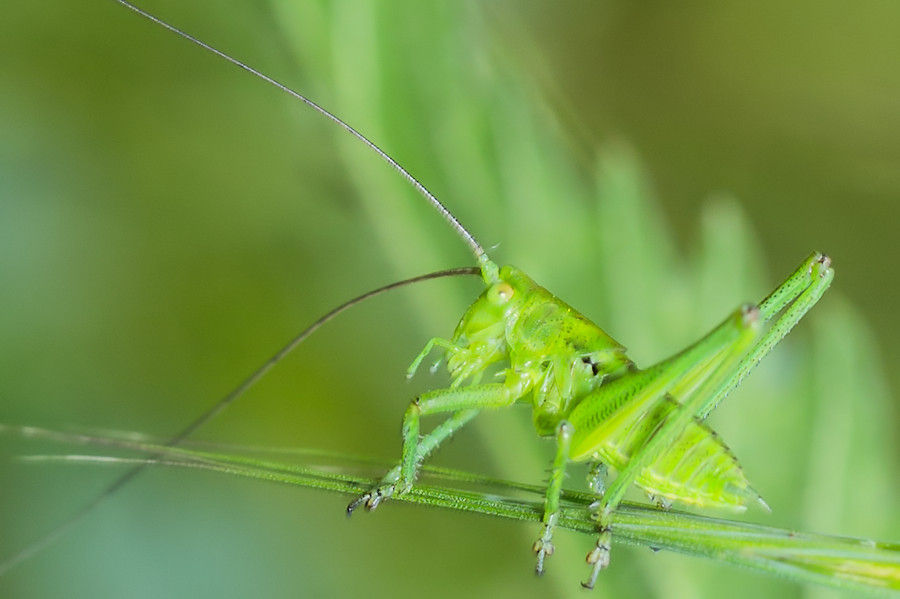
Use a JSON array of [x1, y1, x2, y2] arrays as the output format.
[[0, 266, 480, 574], [115, 0, 489, 265]]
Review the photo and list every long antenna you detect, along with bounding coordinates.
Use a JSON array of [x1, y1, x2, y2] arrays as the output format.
[[0, 267, 480, 574], [115, 0, 489, 264]]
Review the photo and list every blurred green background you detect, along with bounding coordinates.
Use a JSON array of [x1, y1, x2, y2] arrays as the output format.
[[1, 1, 897, 597]]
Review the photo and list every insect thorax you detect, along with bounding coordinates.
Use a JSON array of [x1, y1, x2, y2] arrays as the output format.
[[448, 264, 633, 436]]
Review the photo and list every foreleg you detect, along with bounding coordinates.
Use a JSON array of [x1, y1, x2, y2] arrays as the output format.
[[346, 408, 478, 515], [348, 378, 527, 512], [406, 337, 455, 379]]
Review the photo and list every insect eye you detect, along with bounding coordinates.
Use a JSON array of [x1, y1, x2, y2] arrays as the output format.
[[489, 283, 515, 305]]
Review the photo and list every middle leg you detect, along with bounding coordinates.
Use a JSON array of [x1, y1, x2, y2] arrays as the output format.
[[534, 420, 573, 575]]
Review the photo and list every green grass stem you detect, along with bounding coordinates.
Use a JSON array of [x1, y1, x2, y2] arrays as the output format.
[[5, 423, 897, 595]]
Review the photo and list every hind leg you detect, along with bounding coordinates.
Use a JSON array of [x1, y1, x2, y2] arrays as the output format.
[[583, 253, 832, 589]]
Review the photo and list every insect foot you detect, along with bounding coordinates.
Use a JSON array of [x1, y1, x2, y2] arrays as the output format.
[[346, 469, 401, 516], [740, 302, 761, 326], [532, 535, 555, 576], [647, 494, 673, 510], [582, 531, 612, 590]]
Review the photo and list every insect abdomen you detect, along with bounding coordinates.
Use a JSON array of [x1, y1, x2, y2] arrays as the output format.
[[587, 397, 763, 510]]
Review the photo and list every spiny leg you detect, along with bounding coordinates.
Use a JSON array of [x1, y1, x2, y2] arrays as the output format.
[[348, 378, 527, 512], [534, 420, 573, 575], [350, 339, 484, 514], [568, 298, 765, 474], [574, 304, 761, 587], [698, 252, 833, 418], [346, 408, 478, 514], [583, 253, 833, 588], [399, 381, 526, 493]]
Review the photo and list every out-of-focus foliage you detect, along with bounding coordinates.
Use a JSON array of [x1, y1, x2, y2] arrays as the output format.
[[1, 1, 897, 598]]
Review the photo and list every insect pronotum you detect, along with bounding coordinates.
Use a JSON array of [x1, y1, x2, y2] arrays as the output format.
[[4, 1, 835, 593]]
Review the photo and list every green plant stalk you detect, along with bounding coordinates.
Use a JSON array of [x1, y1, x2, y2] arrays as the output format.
[[6, 424, 898, 595]]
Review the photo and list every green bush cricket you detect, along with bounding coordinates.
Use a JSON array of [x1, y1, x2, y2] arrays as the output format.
[[4, 1, 835, 590], [115, 0, 835, 587]]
